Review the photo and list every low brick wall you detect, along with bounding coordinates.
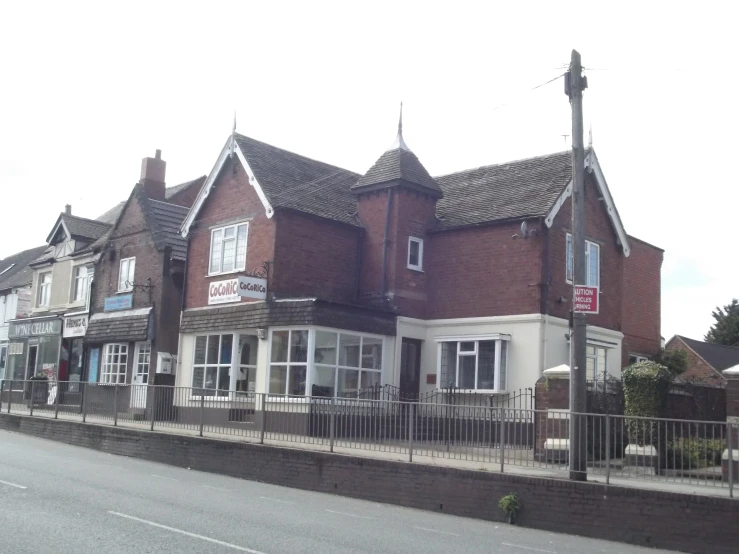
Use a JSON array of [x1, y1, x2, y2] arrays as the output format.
[[1, 413, 737, 554]]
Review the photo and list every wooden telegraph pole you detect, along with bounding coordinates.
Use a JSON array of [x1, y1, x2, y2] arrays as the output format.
[[566, 49, 588, 481]]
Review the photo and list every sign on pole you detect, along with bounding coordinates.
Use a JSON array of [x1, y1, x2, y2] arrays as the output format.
[[574, 285, 599, 314]]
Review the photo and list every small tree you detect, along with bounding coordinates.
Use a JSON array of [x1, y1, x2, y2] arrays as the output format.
[[652, 349, 688, 379], [705, 299, 739, 347], [622, 361, 671, 446]]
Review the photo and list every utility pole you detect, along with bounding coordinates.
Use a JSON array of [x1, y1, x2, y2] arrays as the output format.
[[566, 49, 588, 481]]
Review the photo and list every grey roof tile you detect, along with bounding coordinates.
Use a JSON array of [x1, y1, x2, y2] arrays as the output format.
[[434, 150, 573, 228], [0, 245, 48, 291], [85, 311, 151, 343], [235, 134, 360, 226], [61, 214, 112, 240], [96, 202, 126, 224], [677, 335, 739, 373], [354, 147, 442, 195], [148, 199, 189, 260], [165, 176, 206, 200]]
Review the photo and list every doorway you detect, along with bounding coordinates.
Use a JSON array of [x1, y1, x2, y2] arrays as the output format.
[[130, 342, 151, 409], [24, 344, 38, 399], [399, 338, 422, 401]]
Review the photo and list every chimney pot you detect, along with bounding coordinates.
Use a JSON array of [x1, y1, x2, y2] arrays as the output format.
[[155, 149, 162, 160], [65, 204, 72, 215]]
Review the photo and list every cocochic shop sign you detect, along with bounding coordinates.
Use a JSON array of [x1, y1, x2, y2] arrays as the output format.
[[207, 276, 268, 305]]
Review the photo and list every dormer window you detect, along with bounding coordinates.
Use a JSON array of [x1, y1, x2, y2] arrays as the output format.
[[407, 237, 424, 271]]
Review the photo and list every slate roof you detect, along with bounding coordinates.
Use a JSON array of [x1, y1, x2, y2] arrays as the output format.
[[181, 299, 396, 336], [85, 308, 151, 343], [235, 134, 360, 225], [148, 199, 189, 260], [677, 335, 739, 373], [434, 150, 573, 228], [353, 146, 443, 195], [60, 214, 112, 241], [0, 245, 48, 292], [96, 202, 125, 224]]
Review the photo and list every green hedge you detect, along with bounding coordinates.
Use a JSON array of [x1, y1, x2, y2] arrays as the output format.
[[622, 361, 671, 445]]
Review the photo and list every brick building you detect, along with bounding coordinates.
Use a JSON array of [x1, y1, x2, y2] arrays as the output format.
[[665, 335, 739, 387], [83, 151, 200, 413], [173, 119, 662, 419]]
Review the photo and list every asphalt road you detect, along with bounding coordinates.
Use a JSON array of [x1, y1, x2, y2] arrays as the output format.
[[0, 430, 674, 554]]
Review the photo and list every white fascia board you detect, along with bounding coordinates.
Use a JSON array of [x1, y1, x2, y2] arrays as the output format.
[[180, 137, 274, 238], [45, 217, 71, 245], [398, 313, 545, 328], [543, 150, 630, 257]]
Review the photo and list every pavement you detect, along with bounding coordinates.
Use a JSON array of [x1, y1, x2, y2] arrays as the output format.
[[0, 429, 676, 554]]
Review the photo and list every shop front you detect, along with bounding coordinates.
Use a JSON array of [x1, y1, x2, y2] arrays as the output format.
[[6, 316, 63, 393]]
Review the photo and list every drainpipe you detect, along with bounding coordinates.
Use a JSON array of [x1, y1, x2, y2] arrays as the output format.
[[354, 228, 365, 302], [175, 237, 190, 379], [380, 189, 393, 300], [540, 218, 551, 373]]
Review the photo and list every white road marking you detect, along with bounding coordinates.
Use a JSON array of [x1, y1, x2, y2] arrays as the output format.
[[202, 484, 231, 492], [108, 511, 268, 553], [413, 526, 460, 536], [151, 474, 178, 481], [325, 509, 375, 520], [259, 496, 296, 504], [501, 543, 556, 553], [0, 479, 27, 489]]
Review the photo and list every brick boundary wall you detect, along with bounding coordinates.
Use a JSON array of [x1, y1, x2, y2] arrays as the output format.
[[1, 413, 737, 554]]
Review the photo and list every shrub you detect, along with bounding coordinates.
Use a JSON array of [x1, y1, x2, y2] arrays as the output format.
[[665, 438, 723, 469], [498, 493, 521, 524], [622, 361, 671, 445]]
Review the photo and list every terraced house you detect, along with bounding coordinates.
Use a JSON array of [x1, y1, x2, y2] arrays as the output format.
[[173, 120, 662, 426]]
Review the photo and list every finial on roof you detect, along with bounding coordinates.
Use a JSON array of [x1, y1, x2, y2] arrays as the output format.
[[388, 101, 409, 152], [230, 111, 237, 158]]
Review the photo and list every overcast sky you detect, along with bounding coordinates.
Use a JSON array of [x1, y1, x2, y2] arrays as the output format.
[[1, 1, 736, 342]]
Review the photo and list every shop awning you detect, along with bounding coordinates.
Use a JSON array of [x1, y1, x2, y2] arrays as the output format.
[[85, 307, 152, 343]]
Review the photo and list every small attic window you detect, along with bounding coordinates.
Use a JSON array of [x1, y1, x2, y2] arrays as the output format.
[[0, 263, 15, 275], [407, 237, 424, 271]]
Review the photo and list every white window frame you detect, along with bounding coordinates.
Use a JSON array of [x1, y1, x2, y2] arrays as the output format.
[[133, 341, 151, 384], [71, 265, 89, 303], [191, 334, 237, 398], [435, 334, 510, 393], [628, 354, 648, 365], [407, 236, 424, 271], [566, 233, 600, 287], [586, 344, 608, 381], [37, 272, 52, 307], [118, 257, 136, 292], [267, 327, 385, 399], [101, 343, 128, 384], [208, 222, 249, 276]]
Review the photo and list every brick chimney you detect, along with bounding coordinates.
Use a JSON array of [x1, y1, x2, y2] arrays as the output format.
[[139, 149, 166, 201], [65, 204, 71, 215]]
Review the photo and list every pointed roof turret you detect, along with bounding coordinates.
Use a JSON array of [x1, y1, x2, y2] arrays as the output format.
[[352, 104, 443, 198]]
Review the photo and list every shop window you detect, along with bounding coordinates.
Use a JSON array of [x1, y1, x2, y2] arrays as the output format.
[[118, 257, 136, 292], [102, 343, 128, 384], [313, 331, 382, 397], [192, 335, 232, 396], [438, 338, 508, 392], [37, 272, 52, 307], [209, 223, 248, 275], [269, 330, 308, 396]]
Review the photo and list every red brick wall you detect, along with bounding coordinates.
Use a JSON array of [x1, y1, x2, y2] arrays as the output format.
[[184, 157, 276, 309], [425, 220, 542, 319], [357, 191, 389, 298], [272, 210, 360, 303], [167, 179, 203, 208], [621, 237, 663, 365], [665, 336, 725, 386], [548, 175, 624, 331]]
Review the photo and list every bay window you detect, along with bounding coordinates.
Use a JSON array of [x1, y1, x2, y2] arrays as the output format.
[[438, 336, 509, 392], [209, 223, 248, 275], [268, 328, 384, 398]]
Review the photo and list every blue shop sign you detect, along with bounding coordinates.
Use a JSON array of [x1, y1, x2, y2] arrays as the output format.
[[104, 294, 133, 312]]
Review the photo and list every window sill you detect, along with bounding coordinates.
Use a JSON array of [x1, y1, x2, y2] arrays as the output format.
[[206, 269, 247, 278], [436, 389, 508, 394], [407, 266, 424, 273], [116, 290, 133, 294]]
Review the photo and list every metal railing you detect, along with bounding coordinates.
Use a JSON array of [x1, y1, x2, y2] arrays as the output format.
[[0, 379, 734, 497]]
